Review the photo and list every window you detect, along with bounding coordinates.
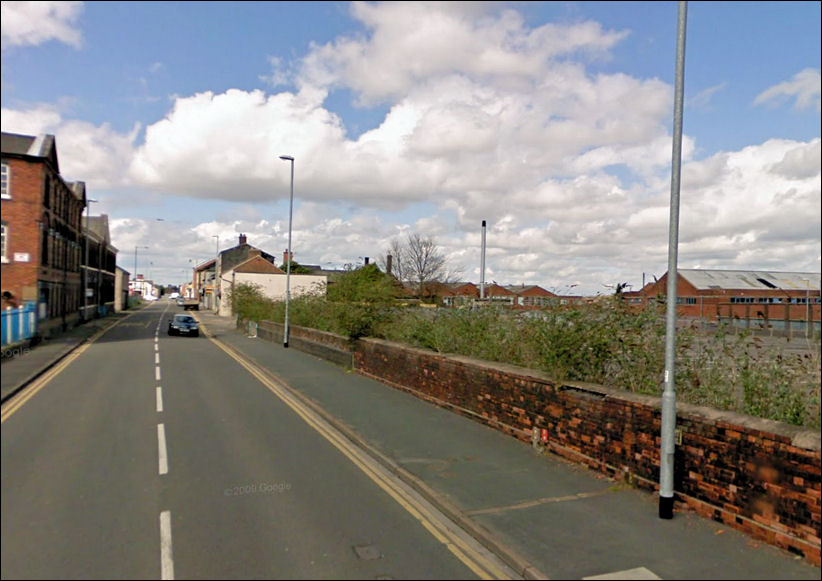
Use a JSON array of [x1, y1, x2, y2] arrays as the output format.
[[1, 221, 7, 262], [1, 162, 9, 199]]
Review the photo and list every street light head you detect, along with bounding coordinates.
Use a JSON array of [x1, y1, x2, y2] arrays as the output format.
[[279, 155, 294, 161]]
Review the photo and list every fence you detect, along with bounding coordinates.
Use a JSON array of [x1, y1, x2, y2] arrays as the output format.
[[1, 302, 38, 348]]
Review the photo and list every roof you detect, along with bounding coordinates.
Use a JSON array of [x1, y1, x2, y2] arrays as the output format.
[[194, 258, 216, 271], [1, 131, 60, 173], [82, 214, 116, 249], [502, 284, 556, 296], [678, 269, 820, 291], [485, 283, 516, 296], [232, 255, 285, 274]]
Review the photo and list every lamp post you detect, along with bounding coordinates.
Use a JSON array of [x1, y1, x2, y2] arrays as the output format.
[[83, 198, 97, 319], [212, 235, 220, 312], [280, 155, 295, 348], [659, 0, 688, 521], [134, 245, 149, 295], [803, 278, 811, 338]]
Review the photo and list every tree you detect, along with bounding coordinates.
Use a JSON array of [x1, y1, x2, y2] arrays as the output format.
[[327, 263, 398, 304], [381, 233, 450, 299], [279, 259, 312, 274]]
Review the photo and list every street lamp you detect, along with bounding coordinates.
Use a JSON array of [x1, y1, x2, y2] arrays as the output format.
[[212, 235, 220, 312], [280, 154, 295, 348], [83, 198, 97, 319], [134, 245, 149, 295], [802, 278, 811, 338]]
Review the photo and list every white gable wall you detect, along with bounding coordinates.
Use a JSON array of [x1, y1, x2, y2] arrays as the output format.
[[218, 272, 327, 317]]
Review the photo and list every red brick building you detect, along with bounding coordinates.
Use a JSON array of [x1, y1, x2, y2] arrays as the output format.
[[1, 132, 87, 335], [440, 282, 479, 306], [503, 284, 558, 308], [624, 269, 821, 333]]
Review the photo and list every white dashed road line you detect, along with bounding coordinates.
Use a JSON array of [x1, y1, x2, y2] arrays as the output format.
[[157, 423, 169, 475], [160, 510, 175, 580]]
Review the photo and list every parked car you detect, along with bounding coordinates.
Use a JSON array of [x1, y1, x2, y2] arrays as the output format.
[[168, 313, 199, 337]]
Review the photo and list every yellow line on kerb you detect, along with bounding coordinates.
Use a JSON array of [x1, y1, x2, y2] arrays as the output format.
[[205, 331, 510, 580]]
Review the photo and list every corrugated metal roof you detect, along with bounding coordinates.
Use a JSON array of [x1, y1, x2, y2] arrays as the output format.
[[679, 269, 820, 291]]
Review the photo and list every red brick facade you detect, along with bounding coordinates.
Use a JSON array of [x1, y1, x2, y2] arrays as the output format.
[[624, 271, 821, 332], [2, 134, 86, 335]]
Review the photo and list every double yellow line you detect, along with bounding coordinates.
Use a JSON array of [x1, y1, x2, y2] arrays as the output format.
[[205, 331, 513, 580]]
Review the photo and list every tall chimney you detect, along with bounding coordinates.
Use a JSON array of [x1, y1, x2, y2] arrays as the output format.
[[386, 254, 393, 276], [480, 220, 486, 299], [283, 249, 292, 264], [239, 233, 247, 245], [364, 257, 369, 265]]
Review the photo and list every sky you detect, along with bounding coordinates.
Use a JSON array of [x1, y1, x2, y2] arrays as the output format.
[[2, 1, 820, 295]]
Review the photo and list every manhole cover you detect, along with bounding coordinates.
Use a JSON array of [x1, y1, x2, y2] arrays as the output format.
[[353, 545, 382, 561]]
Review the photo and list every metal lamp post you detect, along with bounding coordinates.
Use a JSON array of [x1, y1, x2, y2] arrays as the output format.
[[212, 235, 220, 312], [803, 278, 811, 338], [279, 155, 295, 348], [659, 0, 688, 520], [83, 198, 97, 319], [134, 245, 149, 296]]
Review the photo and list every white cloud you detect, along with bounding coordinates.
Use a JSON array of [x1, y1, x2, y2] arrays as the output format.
[[1, 104, 140, 189], [3, 2, 819, 294], [754, 68, 821, 113], [1, 1, 84, 48]]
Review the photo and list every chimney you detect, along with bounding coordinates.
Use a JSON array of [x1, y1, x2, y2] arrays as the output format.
[[283, 249, 293, 264], [364, 257, 369, 265], [386, 254, 393, 276], [239, 233, 247, 245]]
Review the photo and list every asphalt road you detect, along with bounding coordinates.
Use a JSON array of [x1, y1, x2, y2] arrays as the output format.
[[1, 302, 514, 580]]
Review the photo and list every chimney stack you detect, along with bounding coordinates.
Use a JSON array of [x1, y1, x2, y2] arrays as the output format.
[[239, 233, 247, 245], [283, 249, 293, 264], [364, 257, 369, 265], [386, 254, 393, 276]]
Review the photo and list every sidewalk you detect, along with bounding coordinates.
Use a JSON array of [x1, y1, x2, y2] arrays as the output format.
[[0, 310, 133, 403], [194, 311, 819, 580]]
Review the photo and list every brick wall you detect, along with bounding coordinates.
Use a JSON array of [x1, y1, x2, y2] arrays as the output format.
[[251, 321, 822, 565]]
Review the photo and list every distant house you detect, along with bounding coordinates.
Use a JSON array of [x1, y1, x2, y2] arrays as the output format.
[[503, 284, 557, 308], [440, 282, 480, 306], [483, 283, 517, 305], [623, 269, 820, 332], [214, 235, 327, 317], [212, 234, 278, 313], [193, 258, 216, 308]]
